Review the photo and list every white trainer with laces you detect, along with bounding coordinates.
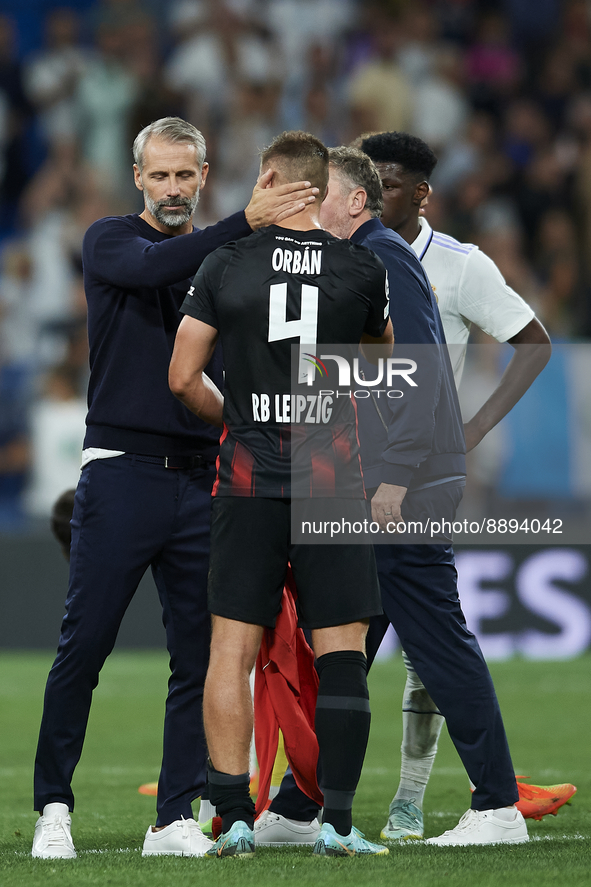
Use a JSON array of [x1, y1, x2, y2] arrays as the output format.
[[142, 817, 214, 856], [32, 802, 77, 859], [426, 808, 529, 846], [254, 810, 321, 846]]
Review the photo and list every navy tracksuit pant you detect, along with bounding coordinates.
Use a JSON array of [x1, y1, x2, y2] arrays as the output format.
[[270, 481, 518, 820], [367, 541, 518, 811], [34, 454, 214, 826]]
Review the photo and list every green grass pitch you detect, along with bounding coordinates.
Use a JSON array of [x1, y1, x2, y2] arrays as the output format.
[[0, 650, 589, 887]]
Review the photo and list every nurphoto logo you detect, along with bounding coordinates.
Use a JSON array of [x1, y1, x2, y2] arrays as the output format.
[[301, 353, 418, 388]]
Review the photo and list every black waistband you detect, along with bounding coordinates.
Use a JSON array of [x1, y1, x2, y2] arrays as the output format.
[[132, 453, 215, 470], [84, 425, 220, 462]]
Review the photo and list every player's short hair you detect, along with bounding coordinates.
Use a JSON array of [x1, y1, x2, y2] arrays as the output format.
[[133, 117, 207, 171], [51, 488, 76, 561], [260, 130, 329, 194], [360, 132, 438, 182], [327, 146, 384, 218]]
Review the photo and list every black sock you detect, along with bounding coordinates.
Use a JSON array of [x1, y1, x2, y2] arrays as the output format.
[[268, 768, 322, 822], [315, 650, 370, 836], [207, 765, 255, 833]]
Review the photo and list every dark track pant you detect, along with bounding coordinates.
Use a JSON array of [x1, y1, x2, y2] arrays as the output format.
[[34, 454, 214, 826], [366, 540, 518, 811]]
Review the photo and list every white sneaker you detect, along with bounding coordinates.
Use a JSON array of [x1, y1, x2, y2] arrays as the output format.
[[32, 802, 77, 859], [426, 808, 529, 846], [142, 817, 214, 856], [254, 810, 321, 846]]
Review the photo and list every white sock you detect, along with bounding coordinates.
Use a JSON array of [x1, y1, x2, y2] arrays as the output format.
[[198, 798, 216, 823], [492, 807, 517, 821], [393, 652, 444, 809]]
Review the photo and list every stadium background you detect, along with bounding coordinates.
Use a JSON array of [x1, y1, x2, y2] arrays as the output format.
[[0, 0, 590, 658]]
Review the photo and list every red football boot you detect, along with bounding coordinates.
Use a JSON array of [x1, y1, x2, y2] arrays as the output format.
[[515, 776, 577, 821]]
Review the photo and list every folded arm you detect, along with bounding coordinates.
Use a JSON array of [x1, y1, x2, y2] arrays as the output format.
[[463, 317, 552, 452]]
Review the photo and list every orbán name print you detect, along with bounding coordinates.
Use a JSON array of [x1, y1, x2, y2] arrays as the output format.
[[272, 247, 322, 275]]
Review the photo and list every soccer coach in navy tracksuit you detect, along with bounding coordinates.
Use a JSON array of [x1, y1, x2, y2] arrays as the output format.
[[262, 147, 526, 846], [345, 180, 520, 822], [31, 117, 319, 860]]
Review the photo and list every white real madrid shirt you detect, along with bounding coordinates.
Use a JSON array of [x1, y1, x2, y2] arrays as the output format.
[[410, 218, 535, 384]]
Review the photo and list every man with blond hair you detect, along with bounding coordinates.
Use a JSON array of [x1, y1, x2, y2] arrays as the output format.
[[32, 117, 318, 860]]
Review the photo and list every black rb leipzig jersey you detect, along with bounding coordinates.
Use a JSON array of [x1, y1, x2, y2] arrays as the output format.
[[181, 225, 389, 497]]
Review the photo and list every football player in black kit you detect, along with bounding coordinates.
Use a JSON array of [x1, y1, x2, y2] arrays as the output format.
[[169, 131, 394, 858]]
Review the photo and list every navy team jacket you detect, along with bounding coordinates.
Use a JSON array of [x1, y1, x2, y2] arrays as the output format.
[[82, 211, 251, 459], [351, 218, 466, 490]]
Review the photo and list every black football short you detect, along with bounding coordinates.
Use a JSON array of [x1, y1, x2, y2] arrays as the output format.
[[208, 497, 382, 629]]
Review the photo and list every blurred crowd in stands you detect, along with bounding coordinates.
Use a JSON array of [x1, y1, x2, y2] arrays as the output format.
[[1, 0, 590, 529]]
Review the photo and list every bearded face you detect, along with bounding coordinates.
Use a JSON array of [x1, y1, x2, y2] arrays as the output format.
[[134, 137, 209, 233], [143, 191, 201, 228]]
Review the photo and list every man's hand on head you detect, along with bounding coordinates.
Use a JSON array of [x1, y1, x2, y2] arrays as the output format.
[[244, 169, 319, 229]]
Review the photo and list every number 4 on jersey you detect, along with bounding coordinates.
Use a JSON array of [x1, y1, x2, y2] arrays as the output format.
[[268, 282, 319, 384]]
